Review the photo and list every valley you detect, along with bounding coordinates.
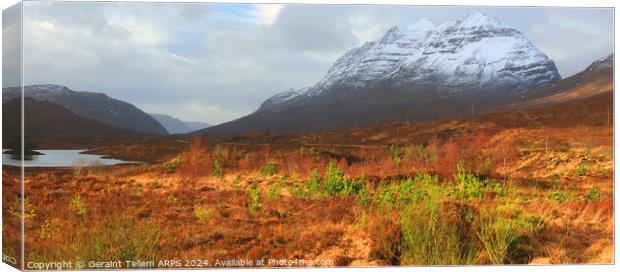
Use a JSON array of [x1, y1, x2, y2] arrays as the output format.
[[1, 11, 614, 269], [2, 88, 613, 266]]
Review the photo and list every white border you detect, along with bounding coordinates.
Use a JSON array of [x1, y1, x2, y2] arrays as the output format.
[[0, 1, 617, 272]]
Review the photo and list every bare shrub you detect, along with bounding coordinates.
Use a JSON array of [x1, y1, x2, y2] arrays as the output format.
[[181, 137, 209, 191]]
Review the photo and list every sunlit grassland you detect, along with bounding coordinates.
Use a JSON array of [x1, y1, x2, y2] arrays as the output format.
[[5, 127, 613, 267]]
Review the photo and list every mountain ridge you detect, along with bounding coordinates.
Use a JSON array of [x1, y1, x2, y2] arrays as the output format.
[[199, 12, 563, 135], [2, 84, 168, 135], [149, 113, 210, 134], [509, 53, 613, 109], [259, 12, 560, 112], [3, 98, 141, 148]]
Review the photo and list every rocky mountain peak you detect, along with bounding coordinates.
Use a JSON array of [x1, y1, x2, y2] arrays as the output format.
[[382, 18, 434, 42], [586, 53, 613, 73], [454, 11, 506, 29], [29, 84, 71, 93], [259, 12, 561, 112]]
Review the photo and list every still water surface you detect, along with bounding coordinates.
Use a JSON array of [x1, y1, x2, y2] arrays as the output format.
[[2, 149, 136, 167]]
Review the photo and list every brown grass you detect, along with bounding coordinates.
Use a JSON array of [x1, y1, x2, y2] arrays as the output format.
[[2, 121, 613, 268]]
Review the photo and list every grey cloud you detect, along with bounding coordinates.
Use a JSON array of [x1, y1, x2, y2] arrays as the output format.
[[10, 3, 615, 124], [270, 5, 360, 54], [176, 3, 212, 21], [526, 8, 614, 76], [2, 3, 22, 88]]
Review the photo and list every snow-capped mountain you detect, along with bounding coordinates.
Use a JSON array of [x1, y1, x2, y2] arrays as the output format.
[[2, 84, 168, 135], [260, 12, 560, 111], [198, 12, 567, 134]]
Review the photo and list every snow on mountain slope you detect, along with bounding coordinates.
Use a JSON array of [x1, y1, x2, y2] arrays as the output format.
[[260, 12, 560, 111], [315, 18, 435, 90]]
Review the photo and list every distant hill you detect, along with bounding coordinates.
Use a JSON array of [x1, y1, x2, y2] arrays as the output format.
[[185, 121, 211, 132], [510, 54, 613, 109], [149, 113, 210, 134], [2, 98, 140, 148], [2, 84, 168, 135]]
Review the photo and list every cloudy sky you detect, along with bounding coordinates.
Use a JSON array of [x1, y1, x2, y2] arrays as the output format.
[[3, 2, 614, 124]]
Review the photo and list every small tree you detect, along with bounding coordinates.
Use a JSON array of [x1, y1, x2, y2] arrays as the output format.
[[213, 159, 223, 177], [182, 137, 208, 191], [3, 135, 41, 160], [73, 159, 86, 182]]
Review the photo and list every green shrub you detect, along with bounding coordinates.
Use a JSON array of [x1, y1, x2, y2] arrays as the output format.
[[547, 186, 577, 203], [585, 186, 601, 201], [306, 170, 321, 196], [360, 169, 545, 265], [373, 181, 399, 208], [403, 146, 414, 161], [290, 170, 322, 198], [246, 184, 262, 213], [416, 144, 427, 161], [290, 183, 306, 197], [9, 196, 36, 221], [364, 173, 481, 265], [73, 160, 86, 180], [455, 161, 485, 199], [390, 145, 401, 167], [162, 157, 182, 173], [323, 162, 362, 196], [574, 162, 591, 177], [477, 217, 522, 264], [355, 185, 370, 204], [407, 173, 441, 204], [213, 159, 223, 177], [39, 219, 59, 240], [487, 182, 508, 197], [397, 178, 416, 202], [389, 144, 399, 159], [76, 216, 163, 263], [194, 205, 213, 222], [399, 185, 479, 265], [266, 180, 283, 200], [69, 195, 87, 217], [546, 190, 567, 202], [232, 176, 241, 189], [261, 160, 277, 176], [475, 208, 540, 264], [359, 169, 550, 265]]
